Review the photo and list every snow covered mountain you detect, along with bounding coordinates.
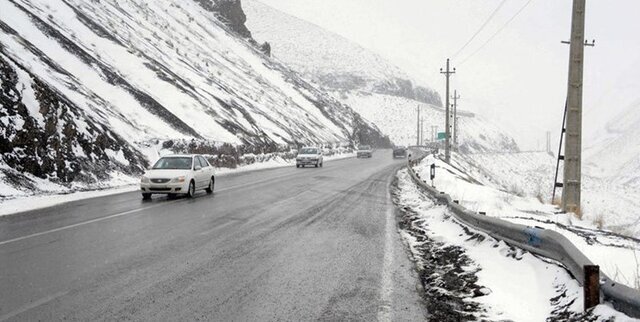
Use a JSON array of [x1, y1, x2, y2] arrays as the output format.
[[244, 0, 518, 152], [0, 0, 390, 196], [243, 0, 441, 107], [340, 92, 518, 152]]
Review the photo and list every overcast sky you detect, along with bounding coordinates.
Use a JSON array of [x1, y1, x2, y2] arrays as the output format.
[[256, 0, 640, 150]]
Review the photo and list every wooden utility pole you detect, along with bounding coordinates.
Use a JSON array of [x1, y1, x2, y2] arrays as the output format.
[[451, 90, 461, 148], [440, 59, 455, 163], [562, 0, 591, 214]]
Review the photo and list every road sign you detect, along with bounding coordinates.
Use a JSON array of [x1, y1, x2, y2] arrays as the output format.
[[437, 132, 446, 140]]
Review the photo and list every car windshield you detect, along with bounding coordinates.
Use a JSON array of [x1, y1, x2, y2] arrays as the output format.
[[358, 145, 371, 150], [152, 157, 193, 170], [300, 148, 317, 154]]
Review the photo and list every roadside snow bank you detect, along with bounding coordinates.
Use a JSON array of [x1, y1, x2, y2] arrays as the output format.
[[393, 169, 633, 321], [415, 153, 640, 291], [0, 152, 354, 216]]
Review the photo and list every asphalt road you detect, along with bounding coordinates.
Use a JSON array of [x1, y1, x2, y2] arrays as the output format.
[[0, 151, 426, 321]]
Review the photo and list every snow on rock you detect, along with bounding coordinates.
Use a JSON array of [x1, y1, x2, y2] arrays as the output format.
[[0, 0, 389, 198], [244, 0, 442, 107]]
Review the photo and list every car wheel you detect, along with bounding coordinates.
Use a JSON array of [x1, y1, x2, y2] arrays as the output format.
[[320, 161, 323, 167], [206, 177, 214, 194], [315, 162, 318, 168], [142, 193, 152, 200], [187, 180, 196, 198]]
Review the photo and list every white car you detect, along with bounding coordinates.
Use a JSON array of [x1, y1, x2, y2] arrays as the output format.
[[296, 147, 324, 168], [140, 154, 215, 200]]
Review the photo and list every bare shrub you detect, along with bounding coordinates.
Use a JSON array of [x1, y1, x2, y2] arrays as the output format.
[[592, 214, 605, 229], [507, 183, 525, 197]]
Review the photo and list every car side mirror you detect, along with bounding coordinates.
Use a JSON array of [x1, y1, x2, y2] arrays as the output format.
[[195, 165, 202, 171]]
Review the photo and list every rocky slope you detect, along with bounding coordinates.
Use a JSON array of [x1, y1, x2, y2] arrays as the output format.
[[244, 0, 442, 107], [244, 0, 518, 153], [0, 0, 389, 197]]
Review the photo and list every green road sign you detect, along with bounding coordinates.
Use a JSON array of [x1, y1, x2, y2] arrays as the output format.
[[437, 132, 446, 140]]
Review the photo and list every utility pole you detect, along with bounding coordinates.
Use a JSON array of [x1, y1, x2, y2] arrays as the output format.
[[416, 105, 420, 146], [546, 131, 551, 153], [451, 90, 461, 148], [420, 118, 425, 145], [431, 126, 438, 142], [561, 0, 592, 214], [440, 59, 456, 163]]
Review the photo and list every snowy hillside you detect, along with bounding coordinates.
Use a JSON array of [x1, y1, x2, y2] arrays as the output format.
[[584, 100, 640, 188], [340, 92, 519, 152], [243, 0, 441, 106], [449, 150, 640, 238], [0, 0, 389, 197], [413, 153, 640, 293], [243, 1, 518, 153]]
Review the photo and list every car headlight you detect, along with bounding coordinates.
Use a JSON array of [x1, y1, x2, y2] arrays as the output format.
[[171, 176, 186, 183], [140, 176, 150, 183]]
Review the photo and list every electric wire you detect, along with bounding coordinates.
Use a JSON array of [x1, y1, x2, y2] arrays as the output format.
[[458, 0, 535, 66], [451, 0, 508, 59]]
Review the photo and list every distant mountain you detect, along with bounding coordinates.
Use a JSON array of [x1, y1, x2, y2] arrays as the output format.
[[340, 92, 519, 152], [0, 0, 390, 196], [243, 0, 442, 107], [244, 1, 517, 152]]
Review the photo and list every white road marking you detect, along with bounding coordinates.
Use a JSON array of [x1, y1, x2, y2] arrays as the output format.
[[378, 175, 396, 322], [0, 168, 304, 247], [0, 202, 173, 247], [0, 290, 68, 321]]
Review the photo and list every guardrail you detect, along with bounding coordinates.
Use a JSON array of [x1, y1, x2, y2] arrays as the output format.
[[406, 153, 640, 318]]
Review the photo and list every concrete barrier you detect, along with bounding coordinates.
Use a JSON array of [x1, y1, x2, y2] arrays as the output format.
[[406, 154, 640, 318]]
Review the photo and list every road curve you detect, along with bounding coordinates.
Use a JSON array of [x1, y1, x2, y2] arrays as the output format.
[[0, 151, 425, 321]]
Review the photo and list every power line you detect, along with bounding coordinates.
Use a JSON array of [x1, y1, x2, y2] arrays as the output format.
[[451, 0, 508, 59], [458, 0, 535, 66]]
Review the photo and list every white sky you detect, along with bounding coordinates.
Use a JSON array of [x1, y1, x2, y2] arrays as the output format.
[[256, 0, 640, 150]]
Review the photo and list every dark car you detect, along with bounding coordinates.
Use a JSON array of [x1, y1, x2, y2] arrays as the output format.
[[356, 145, 373, 158], [392, 147, 407, 158]]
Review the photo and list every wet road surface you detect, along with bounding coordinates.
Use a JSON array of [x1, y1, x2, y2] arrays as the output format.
[[0, 151, 425, 321]]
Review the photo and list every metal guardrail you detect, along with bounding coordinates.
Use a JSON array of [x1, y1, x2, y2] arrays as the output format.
[[406, 155, 640, 318]]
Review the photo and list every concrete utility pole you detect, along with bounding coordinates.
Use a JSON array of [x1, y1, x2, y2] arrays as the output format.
[[451, 90, 461, 148], [440, 59, 456, 163], [562, 0, 589, 213], [546, 131, 551, 153], [420, 118, 425, 145], [416, 105, 420, 146]]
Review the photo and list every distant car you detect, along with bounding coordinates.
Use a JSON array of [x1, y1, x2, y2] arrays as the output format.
[[140, 154, 215, 200], [393, 146, 407, 158], [296, 147, 323, 168], [356, 145, 373, 158]]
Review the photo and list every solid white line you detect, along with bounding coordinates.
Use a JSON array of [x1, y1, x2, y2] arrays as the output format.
[[378, 176, 396, 322], [0, 202, 172, 247], [0, 290, 68, 321]]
